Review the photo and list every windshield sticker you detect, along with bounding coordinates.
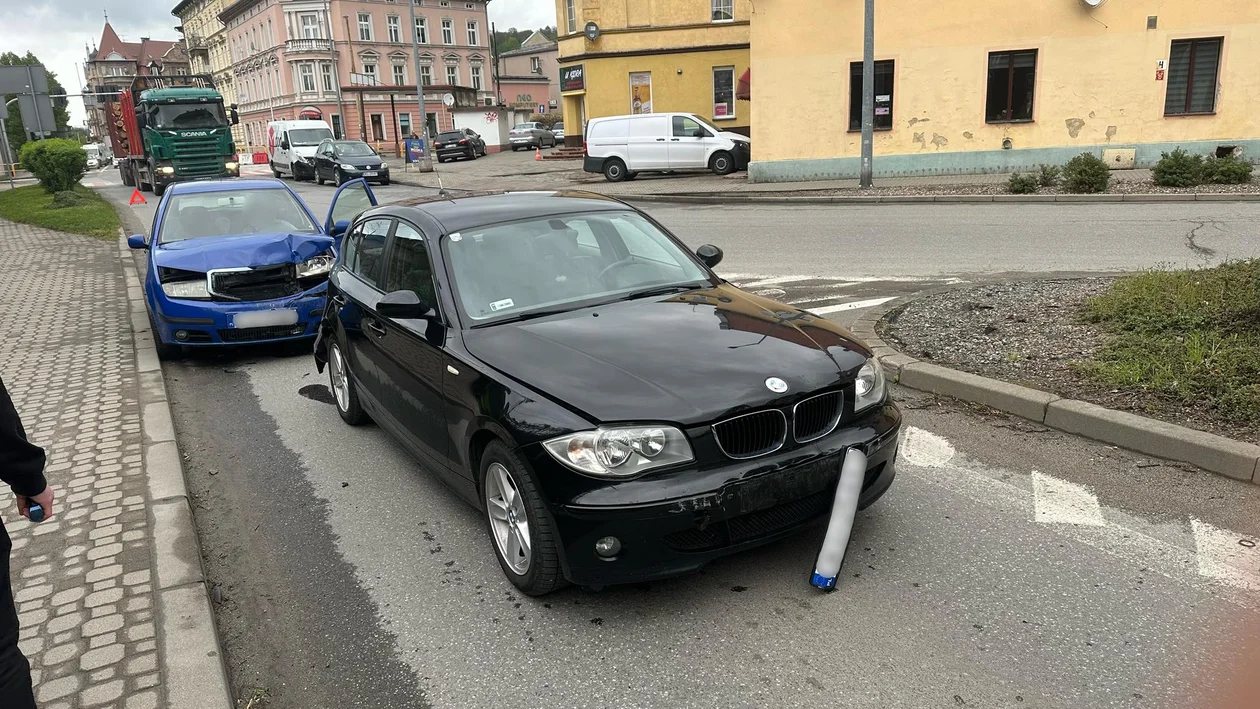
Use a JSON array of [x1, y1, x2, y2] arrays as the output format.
[[449, 232, 462, 242], [489, 298, 515, 312]]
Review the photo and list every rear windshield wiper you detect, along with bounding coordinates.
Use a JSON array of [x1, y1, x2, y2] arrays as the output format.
[[617, 281, 711, 301]]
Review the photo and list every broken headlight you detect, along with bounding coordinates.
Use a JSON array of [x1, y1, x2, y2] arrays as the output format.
[[296, 252, 335, 279]]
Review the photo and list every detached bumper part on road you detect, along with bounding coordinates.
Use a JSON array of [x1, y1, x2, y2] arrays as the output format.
[[528, 404, 900, 587]]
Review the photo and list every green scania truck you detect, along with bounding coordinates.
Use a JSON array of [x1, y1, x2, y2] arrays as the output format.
[[106, 75, 240, 196]]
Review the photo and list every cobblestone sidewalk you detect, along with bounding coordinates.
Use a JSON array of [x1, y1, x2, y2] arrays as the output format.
[[0, 218, 227, 708]]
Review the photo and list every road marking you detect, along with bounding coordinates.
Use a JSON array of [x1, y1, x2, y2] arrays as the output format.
[[1031, 471, 1106, 526], [740, 275, 815, 287], [897, 425, 1260, 606], [809, 296, 897, 314], [753, 288, 787, 298], [1191, 519, 1260, 592]]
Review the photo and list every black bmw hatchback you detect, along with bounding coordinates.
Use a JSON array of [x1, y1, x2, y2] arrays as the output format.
[[314, 191, 900, 595]]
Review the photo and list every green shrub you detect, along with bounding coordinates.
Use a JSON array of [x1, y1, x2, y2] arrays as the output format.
[[19, 138, 87, 193], [1037, 164, 1061, 187], [1200, 155, 1254, 185], [1062, 152, 1110, 193], [1152, 148, 1204, 187], [1007, 172, 1038, 194]]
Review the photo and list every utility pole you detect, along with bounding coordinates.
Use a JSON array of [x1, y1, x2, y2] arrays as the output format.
[[407, 0, 433, 171], [326, 0, 347, 139], [859, 0, 875, 188]]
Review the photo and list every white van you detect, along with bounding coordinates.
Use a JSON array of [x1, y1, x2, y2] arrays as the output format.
[[267, 120, 335, 181], [583, 113, 751, 182]]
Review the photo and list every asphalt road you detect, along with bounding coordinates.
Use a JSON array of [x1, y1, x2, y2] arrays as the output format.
[[87, 168, 1260, 708]]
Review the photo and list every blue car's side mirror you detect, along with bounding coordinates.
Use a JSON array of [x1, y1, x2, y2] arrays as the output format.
[[127, 234, 148, 249], [329, 220, 350, 237]]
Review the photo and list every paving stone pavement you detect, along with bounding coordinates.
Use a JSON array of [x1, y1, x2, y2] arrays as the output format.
[[0, 219, 161, 708]]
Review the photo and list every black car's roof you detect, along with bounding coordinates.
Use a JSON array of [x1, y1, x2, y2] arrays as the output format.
[[388, 190, 632, 234]]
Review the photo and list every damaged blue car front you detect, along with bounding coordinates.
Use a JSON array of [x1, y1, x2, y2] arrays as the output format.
[[128, 178, 377, 357]]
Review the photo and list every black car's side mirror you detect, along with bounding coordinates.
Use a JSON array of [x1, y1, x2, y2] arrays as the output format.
[[377, 290, 435, 320], [696, 244, 723, 268]]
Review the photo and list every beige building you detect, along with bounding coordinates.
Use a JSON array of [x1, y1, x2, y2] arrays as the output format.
[[496, 31, 559, 113], [172, 0, 242, 144]]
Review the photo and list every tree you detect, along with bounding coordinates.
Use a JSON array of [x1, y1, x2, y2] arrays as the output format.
[[530, 113, 561, 130], [1, 51, 72, 156]]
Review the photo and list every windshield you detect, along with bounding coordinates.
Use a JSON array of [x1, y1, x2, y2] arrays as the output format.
[[690, 114, 724, 136], [84, 146, 100, 158], [512, 123, 536, 131], [159, 189, 319, 243], [437, 132, 465, 141], [289, 127, 333, 146], [445, 211, 711, 323], [334, 142, 375, 157], [152, 102, 228, 130]]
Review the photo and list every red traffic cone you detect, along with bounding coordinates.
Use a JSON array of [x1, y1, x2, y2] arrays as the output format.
[[535, 147, 542, 161], [129, 189, 147, 205]]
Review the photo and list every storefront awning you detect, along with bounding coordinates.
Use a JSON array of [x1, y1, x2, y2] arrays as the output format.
[[736, 68, 751, 101]]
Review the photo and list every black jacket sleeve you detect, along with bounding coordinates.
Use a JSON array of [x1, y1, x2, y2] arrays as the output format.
[[0, 377, 47, 498]]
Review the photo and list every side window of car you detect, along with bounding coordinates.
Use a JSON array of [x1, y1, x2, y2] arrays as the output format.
[[672, 116, 703, 138], [346, 218, 392, 288], [341, 223, 362, 272], [383, 221, 438, 308]]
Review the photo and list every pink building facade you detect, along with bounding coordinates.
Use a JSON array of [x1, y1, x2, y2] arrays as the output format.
[[220, 0, 492, 154], [496, 31, 559, 114]]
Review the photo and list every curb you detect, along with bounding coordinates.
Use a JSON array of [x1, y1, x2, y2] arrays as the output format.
[[851, 295, 1260, 486], [114, 227, 234, 708], [623, 191, 1260, 206]]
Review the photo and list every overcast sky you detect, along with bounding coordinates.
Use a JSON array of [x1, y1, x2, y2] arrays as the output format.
[[0, 0, 555, 126]]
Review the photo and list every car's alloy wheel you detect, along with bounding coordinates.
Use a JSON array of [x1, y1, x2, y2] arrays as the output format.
[[485, 462, 531, 576], [328, 340, 367, 425], [711, 151, 735, 176], [334, 168, 346, 186], [479, 442, 563, 595], [603, 158, 627, 182]]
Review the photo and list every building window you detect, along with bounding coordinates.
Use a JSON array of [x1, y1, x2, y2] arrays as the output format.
[[392, 64, 406, 85], [370, 113, 385, 141], [986, 49, 1037, 122], [1165, 37, 1222, 115], [712, 0, 733, 22], [446, 64, 458, 85], [566, 0, 576, 33], [470, 65, 482, 90], [712, 66, 735, 119], [467, 20, 478, 46], [441, 19, 454, 45], [300, 63, 316, 92], [531, 56, 542, 73], [363, 62, 378, 83], [321, 63, 334, 92], [848, 60, 894, 131], [414, 17, 428, 43], [440, 0, 450, 6], [399, 112, 411, 135], [387, 16, 401, 43], [358, 13, 373, 41], [420, 64, 432, 85], [300, 14, 320, 39], [331, 113, 343, 139]]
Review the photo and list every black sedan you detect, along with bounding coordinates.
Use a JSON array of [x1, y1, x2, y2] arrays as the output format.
[[433, 129, 487, 163], [314, 191, 900, 595], [313, 139, 391, 186]]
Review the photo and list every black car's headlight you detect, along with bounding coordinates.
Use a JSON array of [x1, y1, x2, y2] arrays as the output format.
[[854, 358, 886, 412], [296, 252, 335, 278], [543, 425, 694, 478]]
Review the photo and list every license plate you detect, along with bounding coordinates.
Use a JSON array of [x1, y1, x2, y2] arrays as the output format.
[[233, 309, 298, 329], [737, 455, 840, 514], [363, 172, 378, 177]]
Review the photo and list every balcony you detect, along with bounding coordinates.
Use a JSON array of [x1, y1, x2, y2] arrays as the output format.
[[186, 35, 209, 57], [285, 38, 334, 56]]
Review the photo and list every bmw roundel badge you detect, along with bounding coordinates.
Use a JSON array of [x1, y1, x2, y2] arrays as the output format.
[[765, 377, 788, 393]]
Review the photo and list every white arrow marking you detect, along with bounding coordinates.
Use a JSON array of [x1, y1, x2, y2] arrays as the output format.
[[1191, 519, 1260, 592], [810, 297, 897, 315], [754, 288, 787, 298], [898, 426, 956, 467], [1031, 471, 1106, 526]]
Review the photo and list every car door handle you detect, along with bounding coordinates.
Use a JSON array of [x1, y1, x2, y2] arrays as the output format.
[[670, 138, 680, 142], [364, 319, 386, 337]]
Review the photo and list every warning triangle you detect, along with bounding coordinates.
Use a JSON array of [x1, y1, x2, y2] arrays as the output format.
[[129, 190, 147, 205]]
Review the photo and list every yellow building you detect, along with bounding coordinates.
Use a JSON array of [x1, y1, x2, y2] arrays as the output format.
[[749, 1, 1260, 182], [172, 0, 242, 145], [554, 0, 750, 147]]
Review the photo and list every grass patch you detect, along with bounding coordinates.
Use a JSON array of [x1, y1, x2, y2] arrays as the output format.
[[0, 184, 121, 239], [1078, 260, 1260, 422]]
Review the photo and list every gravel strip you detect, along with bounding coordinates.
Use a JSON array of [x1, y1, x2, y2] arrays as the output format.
[[701, 180, 1257, 198], [883, 278, 1260, 445]]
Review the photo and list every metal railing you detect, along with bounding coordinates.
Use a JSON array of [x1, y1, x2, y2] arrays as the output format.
[[285, 38, 334, 53]]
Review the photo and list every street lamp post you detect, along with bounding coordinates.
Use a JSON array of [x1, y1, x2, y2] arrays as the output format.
[[859, 0, 875, 188], [407, 0, 433, 172]]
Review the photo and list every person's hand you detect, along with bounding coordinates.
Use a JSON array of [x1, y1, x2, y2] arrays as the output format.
[[17, 486, 54, 522]]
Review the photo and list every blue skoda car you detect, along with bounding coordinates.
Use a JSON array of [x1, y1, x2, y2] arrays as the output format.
[[128, 178, 377, 357]]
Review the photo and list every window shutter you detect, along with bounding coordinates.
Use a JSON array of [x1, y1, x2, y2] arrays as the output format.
[[1164, 41, 1192, 114], [1189, 39, 1221, 113]]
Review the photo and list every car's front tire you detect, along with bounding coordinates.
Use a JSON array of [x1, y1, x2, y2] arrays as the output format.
[[328, 339, 368, 425], [148, 312, 181, 360], [315, 168, 325, 186], [480, 441, 563, 596], [710, 151, 736, 176]]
